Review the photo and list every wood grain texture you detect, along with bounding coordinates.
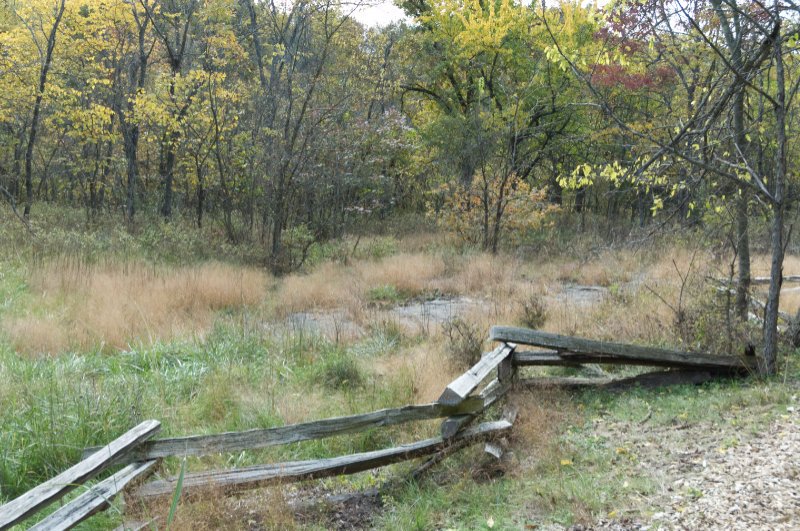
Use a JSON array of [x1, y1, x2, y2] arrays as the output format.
[[513, 349, 737, 369], [0, 420, 160, 531], [83, 400, 482, 465], [135, 420, 513, 500], [520, 370, 717, 391], [491, 327, 752, 372], [29, 461, 157, 531], [512, 350, 584, 366], [441, 377, 513, 438], [438, 344, 515, 405]]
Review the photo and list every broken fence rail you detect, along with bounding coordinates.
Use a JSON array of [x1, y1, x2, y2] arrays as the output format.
[[28, 461, 158, 531], [438, 343, 516, 405], [134, 342, 519, 501], [491, 326, 754, 373]]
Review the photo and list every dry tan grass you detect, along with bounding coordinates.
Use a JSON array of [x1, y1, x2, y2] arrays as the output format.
[[751, 254, 776, 277], [488, 246, 718, 344], [273, 252, 519, 324], [576, 250, 648, 286], [372, 342, 460, 404], [510, 387, 570, 456], [6, 261, 270, 355], [274, 262, 361, 317], [575, 261, 613, 287], [781, 254, 800, 275], [745, 253, 800, 314], [581, 291, 674, 345], [357, 253, 445, 295], [535, 259, 580, 284], [778, 288, 800, 315], [643, 247, 712, 283], [394, 230, 445, 252], [564, 249, 705, 344], [274, 387, 328, 426], [461, 299, 518, 334], [439, 253, 519, 296], [15, 239, 796, 358], [6, 316, 70, 356], [136, 488, 299, 531]]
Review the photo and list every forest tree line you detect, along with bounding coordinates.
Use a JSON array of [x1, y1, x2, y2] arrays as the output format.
[[1, 0, 799, 367]]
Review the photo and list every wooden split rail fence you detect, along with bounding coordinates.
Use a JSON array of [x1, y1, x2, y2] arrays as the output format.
[[490, 326, 754, 389], [711, 274, 800, 326], [0, 327, 755, 530]]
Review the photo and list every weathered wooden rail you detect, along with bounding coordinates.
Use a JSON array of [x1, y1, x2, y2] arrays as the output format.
[[1, 326, 754, 529], [492, 327, 753, 373], [81, 399, 484, 464], [491, 326, 755, 391], [0, 338, 517, 529], [715, 275, 800, 286], [137, 420, 513, 499], [0, 421, 161, 530]]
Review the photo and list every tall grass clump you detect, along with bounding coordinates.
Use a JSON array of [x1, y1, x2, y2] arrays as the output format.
[[358, 253, 445, 297], [0, 349, 145, 499], [0, 326, 337, 501], [3, 261, 270, 355], [274, 262, 361, 317]]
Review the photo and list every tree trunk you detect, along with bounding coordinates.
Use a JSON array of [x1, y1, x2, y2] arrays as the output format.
[[271, 206, 284, 272], [196, 176, 204, 229], [116, 4, 150, 224], [733, 83, 751, 321], [23, 0, 65, 219], [735, 190, 751, 320], [122, 123, 140, 222], [160, 138, 176, 219], [762, 19, 787, 375], [710, 0, 752, 322], [575, 186, 585, 213], [10, 136, 24, 199], [241, 0, 268, 89]]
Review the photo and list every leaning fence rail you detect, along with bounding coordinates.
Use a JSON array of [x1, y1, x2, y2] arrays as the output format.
[[0, 420, 161, 530], [490, 327, 754, 372], [28, 461, 158, 531]]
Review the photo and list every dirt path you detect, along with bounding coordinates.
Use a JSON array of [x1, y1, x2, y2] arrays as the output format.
[[660, 410, 800, 530], [583, 404, 800, 530]]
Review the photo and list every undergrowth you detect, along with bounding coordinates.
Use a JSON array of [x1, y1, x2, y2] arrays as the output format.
[[2, 207, 800, 529]]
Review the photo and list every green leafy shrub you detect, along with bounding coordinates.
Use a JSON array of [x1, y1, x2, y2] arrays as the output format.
[[368, 284, 402, 302]]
